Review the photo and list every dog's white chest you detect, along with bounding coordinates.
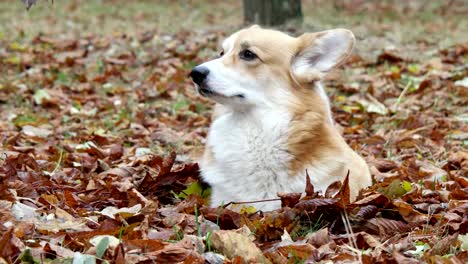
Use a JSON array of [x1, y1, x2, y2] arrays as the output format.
[[201, 109, 306, 210]]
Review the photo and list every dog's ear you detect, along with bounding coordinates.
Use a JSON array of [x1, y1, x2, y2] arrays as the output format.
[[292, 29, 355, 82]]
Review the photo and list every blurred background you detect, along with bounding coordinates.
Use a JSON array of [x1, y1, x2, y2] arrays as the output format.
[[2, 0, 467, 60]]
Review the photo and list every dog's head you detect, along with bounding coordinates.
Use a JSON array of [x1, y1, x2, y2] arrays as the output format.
[[190, 25, 355, 109]]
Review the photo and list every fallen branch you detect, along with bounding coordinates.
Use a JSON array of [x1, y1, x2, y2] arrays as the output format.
[[223, 198, 281, 208], [392, 80, 412, 110]]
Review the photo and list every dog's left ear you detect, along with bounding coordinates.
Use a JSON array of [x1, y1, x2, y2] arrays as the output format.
[[292, 29, 355, 82]]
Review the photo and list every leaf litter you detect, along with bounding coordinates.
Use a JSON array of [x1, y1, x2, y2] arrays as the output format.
[[1, 2, 468, 263]]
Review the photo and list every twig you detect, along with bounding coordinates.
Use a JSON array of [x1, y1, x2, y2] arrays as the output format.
[[223, 198, 281, 208], [392, 80, 412, 110], [50, 147, 64, 175], [341, 210, 362, 264]]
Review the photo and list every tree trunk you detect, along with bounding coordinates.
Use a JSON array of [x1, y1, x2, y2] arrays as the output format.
[[243, 0, 303, 26]]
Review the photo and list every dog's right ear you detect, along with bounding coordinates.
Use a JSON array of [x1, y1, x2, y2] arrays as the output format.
[[292, 29, 355, 83]]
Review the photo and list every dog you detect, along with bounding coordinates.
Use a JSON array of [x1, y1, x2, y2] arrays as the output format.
[[190, 25, 372, 211]]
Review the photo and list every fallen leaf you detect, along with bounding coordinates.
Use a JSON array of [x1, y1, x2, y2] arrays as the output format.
[[99, 204, 142, 219], [21, 125, 52, 138], [210, 229, 269, 263], [278, 192, 301, 208]]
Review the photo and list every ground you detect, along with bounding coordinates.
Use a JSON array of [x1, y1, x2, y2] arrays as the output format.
[[0, 1, 467, 263]]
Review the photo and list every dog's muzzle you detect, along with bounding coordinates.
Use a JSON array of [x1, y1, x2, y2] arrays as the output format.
[[190, 66, 209, 86], [190, 66, 214, 97]]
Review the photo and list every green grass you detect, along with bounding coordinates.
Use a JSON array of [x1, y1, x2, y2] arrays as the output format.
[[291, 213, 324, 240]]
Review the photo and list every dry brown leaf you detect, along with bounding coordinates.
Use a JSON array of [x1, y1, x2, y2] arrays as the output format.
[[210, 229, 269, 263], [392, 199, 428, 225], [305, 170, 315, 196], [355, 205, 379, 220], [278, 192, 302, 208], [305, 228, 332, 248], [365, 217, 409, 236]]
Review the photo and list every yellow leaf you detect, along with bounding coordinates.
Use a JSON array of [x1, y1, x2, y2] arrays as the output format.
[[402, 181, 412, 192], [239, 206, 257, 214]]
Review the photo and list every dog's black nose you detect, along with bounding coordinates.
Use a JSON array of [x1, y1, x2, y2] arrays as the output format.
[[190, 66, 210, 85]]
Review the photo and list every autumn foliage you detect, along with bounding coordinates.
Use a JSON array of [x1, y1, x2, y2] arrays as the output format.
[[0, 1, 467, 263]]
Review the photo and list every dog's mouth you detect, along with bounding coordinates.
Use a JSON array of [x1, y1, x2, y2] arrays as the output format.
[[197, 86, 245, 99], [198, 86, 218, 97]]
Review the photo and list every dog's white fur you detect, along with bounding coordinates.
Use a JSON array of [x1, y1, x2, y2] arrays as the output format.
[[193, 26, 372, 211]]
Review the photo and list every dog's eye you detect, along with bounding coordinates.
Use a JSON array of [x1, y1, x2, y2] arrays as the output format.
[[239, 49, 257, 61], [218, 50, 224, 57]]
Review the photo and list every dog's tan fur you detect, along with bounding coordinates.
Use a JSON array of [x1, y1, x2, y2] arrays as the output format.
[[196, 26, 372, 209]]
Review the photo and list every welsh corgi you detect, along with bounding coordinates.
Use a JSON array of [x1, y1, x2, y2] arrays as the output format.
[[190, 25, 372, 211]]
